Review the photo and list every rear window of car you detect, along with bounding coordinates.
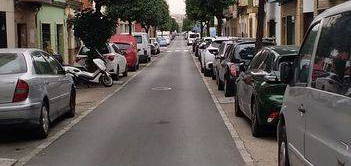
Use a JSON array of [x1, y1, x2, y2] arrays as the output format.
[[235, 44, 256, 60], [134, 36, 142, 44], [189, 34, 199, 38], [115, 43, 131, 50], [211, 41, 225, 48], [0, 53, 27, 75]]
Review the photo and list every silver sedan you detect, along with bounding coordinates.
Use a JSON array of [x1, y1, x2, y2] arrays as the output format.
[[0, 49, 76, 138]]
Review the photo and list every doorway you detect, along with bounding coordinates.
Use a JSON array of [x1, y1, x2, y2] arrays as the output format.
[[0, 12, 7, 48], [286, 16, 295, 45], [17, 24, 27, 48], [42, 23, 51, 51], [56, 24, 64, 56]]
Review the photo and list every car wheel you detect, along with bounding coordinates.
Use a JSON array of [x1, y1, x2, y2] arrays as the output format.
[[66, 89, 76, 118], [204, 68, 211, 77], [235, 94, 244, 117], [217, 77, 224, 90], [112, 66, 120, 81], [278, 119, 290, 166], [211, 68, 216, 80], [123, 66, 128, 77], [35, 104, 50, 139], [251, 98, 263, 137], [224, 79, 233, 97]]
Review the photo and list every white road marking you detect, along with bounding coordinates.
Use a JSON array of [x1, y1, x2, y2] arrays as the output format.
[[14, 55, 162, 166], [0, 158, 17, 166], [191, 51, 254, 166]]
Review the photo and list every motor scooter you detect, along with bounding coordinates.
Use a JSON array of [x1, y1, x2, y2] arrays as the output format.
[[64, 52, 113, 87]]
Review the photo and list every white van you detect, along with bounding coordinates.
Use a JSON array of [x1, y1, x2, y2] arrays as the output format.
[[133, 32, 151, 62], [187, 32, 200, 46]]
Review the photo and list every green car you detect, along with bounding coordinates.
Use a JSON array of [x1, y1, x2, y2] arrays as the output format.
[[234, 45, 299, 137]]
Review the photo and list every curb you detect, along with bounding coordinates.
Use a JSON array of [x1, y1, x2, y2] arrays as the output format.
[[0, 159, 17, 166], [13, 54, 162, 166], [190, 49, 254, 166]]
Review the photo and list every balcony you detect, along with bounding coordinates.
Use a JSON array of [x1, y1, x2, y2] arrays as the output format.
[[17, 0, 52, 4]]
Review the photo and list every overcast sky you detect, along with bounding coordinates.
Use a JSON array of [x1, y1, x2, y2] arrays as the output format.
[[166, 0, 186, 15]]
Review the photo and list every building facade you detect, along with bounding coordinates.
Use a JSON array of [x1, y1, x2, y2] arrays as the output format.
[[0, 0, 16, 48]]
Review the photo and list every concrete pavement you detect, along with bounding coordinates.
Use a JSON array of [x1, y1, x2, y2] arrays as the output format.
[[24, 39, 245, 166]]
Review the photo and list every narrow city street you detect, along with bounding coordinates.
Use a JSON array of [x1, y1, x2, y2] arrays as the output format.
[[23, 39, 245, 166]]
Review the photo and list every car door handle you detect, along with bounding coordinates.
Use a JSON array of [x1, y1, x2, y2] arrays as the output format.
[[298, 105, 306, 113]]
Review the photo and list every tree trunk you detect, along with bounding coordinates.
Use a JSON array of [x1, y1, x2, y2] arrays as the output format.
[[255, 0, 266, 53], [154, 26, 157, 37], [206, 21, 210, 37], [200, 21, 204, 38], [216, 16, 223, 36], [128, 21, 133, 35]]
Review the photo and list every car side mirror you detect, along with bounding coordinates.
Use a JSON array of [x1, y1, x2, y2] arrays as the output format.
[[280, 62, 294, 84]]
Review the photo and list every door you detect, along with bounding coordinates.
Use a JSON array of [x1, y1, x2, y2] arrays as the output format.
[[17, 24, 27, 48], [305, 13, 351, 166], [0, 12, 7, 48], [56, 24, 64, 56], [43, 52, 71, 116], [285, 22, 320, 165], [31, 51, 60, 119]]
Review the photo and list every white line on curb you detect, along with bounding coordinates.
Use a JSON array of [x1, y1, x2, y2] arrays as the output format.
[[0, 158, 17, 166], [190, 51, 254, 166], [14, 55, 161, 166]]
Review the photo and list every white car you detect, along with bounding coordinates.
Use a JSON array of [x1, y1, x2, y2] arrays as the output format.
[[187, 32, 200, 46], [201, 37, 231, 77], [133, 32, 151, 63], [76, 43, 128, 80]]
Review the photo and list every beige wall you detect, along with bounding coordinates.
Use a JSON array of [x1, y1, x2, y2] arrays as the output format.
[[0, 0, 16, 48]]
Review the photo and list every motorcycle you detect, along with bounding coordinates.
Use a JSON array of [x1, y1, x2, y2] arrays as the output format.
[[64, 53, 114, 87]]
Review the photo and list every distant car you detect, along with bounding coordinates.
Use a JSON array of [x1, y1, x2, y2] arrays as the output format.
[[163, 36, 171, 45], [157, 37, 167, 47], [0, 49, 76, 138], [76, 43, 128, 80], [277, 2, 351, 165], [201, 37, 231, 77], [187, 32, 200, 46], [110, 34, 139, 71], [133, 32, 151, 63], [217, 40, 275, 97], [213, 40, 234, 80], [150, 38, 160, 55], [235, 45, 299, 137]]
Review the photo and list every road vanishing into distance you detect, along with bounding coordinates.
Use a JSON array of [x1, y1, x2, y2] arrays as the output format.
[[25, 39, 245, 166]]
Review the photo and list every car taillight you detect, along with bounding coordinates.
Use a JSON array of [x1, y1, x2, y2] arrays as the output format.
[[107, 55, 114, 61], [13, 80, 29, 103], [230, 64, 238, 77]]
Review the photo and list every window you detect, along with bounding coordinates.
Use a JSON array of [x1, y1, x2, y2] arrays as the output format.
[[42, 52, 64, 75], [42, 24, 51, 50], [262, 52, 275, 72], [296, 22, 320, 84], [312, 13, 351, 97], [79, 46, 90, 55], [111, 44, 120, 53], [0, 53, 27, 75], [31, 52, 53, 74], [234, 44, 256, 61], [0, 12, 7, 48], [248, 50, 267, 70]]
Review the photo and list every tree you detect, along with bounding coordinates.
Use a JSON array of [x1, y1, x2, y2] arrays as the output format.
[[182, 17, 195, 32], [138, 0, 170, 34], [206, 0, 235, 36], [170, 18, 179, 32], [185, 0, 212, 37], [255, 0, 266, 52]]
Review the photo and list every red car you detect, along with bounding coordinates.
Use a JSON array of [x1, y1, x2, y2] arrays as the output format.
[[110, 34, 139, 71]]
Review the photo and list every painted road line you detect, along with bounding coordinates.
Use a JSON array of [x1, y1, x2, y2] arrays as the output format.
[[190, 51, 254, 166], [14, 55, 163, 166]]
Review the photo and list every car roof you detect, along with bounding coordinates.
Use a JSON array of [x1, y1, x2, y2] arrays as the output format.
[[312, 1, 351, 24], [265, 45, 299, 56], [0, 48, 40, 54]]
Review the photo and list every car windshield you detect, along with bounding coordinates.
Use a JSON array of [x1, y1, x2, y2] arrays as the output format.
[[115, 43, 131, 50], [0, 53, 27, 75], [135, 36, 142, 44], [235, 44, 256, 60]]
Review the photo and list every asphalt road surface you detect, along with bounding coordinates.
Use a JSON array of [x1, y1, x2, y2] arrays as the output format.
[[25, 38, 245, 166]]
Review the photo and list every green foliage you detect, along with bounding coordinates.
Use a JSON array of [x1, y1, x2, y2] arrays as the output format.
[[182, 18, 195, 32], [73, 9, 116, 51]]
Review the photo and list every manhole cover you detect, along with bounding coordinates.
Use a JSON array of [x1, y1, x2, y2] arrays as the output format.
[[151, 87, 172, 91]]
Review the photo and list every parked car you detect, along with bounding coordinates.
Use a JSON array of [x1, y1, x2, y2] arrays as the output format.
[[133, 32, 151, 63], [163, 36, 171, 45], [201, 37, 231, 77], [150, 38, 160, 55], [277, 2, 351, 165], [187, 32, 200, 46], [110, 34, 139, 71], [217, 40, 274, 97], [235, 45, 299, 137], [213, 40, 234, 80], [157, 37, 167, 47], [0, 49, 76, 138], [193, 37, 213, 53], [76, 43, 128, 80]]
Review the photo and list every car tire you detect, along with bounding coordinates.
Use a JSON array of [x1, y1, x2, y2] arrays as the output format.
[[251, 98, 263, 137], [278, 119, 290, 166], [224, 79, 234, 97], [235, 94, 244, 117], [112, 66, 120, 81], [66, 89, 76, 118], [35, 104, 50, 139], [204, 68, 211, 77], [123, 66, 128, 77], [211, 69, 216, 80], [217, 77, 224, 90]]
